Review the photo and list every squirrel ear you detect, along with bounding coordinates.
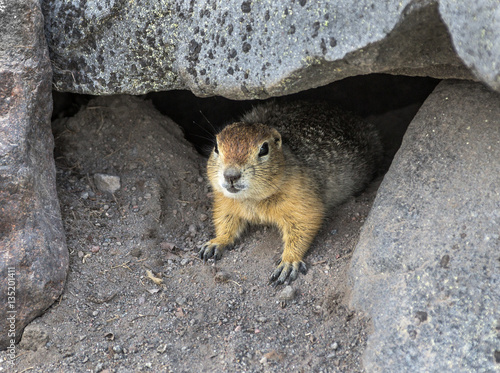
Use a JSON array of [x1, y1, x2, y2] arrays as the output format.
[[271, 129, 282, 149]]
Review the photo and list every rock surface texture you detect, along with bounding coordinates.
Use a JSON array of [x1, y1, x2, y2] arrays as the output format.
[[349, 80, 500, 372], [40, 0, 500, 98], [0, 0, 68, 350]]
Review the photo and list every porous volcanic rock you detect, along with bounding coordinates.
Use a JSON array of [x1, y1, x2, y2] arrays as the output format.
[[41, 0, 500, 98]]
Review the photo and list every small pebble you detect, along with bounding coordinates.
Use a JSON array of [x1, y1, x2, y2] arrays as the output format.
[[160, 242, 176, 251], [214, 271, 230, 283], [180, 258, 189, 266], [130, 247, 142, 258], [157, 344, 167, 353], [112, 345, 123, 354], [94, 173, 121, 194], [176, 297, 186, 305], [278, 286, 296, 301]]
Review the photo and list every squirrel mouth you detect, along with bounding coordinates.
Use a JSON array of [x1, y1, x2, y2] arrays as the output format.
[[225, 186, 241, 194], [220, 178, 246, 195]]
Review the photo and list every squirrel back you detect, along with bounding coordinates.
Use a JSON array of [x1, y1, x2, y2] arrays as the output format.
[[239, 101, 383, 208]]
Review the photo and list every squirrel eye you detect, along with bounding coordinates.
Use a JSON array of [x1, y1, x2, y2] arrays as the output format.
[[214, 143, 219, 155], [258, 142, 269, 157]]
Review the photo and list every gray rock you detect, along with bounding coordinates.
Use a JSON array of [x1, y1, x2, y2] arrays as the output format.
[[439, 1, 500, 92], [40, 0, 500, 98], [94, 173, 121, 194], [0, 0, 68, 351], [349, 80, 500, 372]]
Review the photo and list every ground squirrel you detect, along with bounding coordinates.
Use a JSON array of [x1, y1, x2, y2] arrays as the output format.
[[199, 101, 383, 285]]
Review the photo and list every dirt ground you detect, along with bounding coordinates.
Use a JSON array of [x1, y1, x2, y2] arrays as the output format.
[[1, 93, 410, 372]]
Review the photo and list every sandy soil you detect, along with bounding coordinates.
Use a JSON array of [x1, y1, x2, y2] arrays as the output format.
[[1, 94, 403, 372]]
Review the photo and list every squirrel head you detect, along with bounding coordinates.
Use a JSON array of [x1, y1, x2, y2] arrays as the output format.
[[207, 122, 285, 200]]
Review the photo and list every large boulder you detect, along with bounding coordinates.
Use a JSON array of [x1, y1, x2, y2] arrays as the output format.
[[0, 0, 68, 350], [349, 80, 500, 372], [40, 0, 500, 98]]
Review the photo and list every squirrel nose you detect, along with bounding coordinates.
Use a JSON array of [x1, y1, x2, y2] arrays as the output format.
[[224, 168, 241, 184]]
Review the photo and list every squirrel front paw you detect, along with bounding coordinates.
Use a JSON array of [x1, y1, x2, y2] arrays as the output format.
[[199, 240, 227, 262], [269, 260, 307, 286]]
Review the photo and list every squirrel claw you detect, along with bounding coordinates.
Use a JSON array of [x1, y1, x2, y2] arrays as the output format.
[[298, 261, 308, 275], [269, 260, 307, 286], [199, 242, 224, 262]]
